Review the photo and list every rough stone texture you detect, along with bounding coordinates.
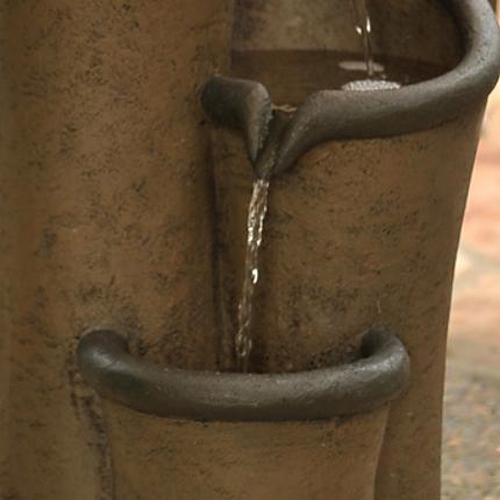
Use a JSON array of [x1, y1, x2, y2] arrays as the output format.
[[214, 112, 483, 500], [105, 401, 389, 500], [0, 1, 233, 498]]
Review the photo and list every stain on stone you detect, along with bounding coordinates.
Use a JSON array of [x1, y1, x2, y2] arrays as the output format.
[[35, 229, 57, 259], [66, 350, 113, 497]]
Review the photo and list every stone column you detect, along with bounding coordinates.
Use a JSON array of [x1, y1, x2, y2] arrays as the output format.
[[0, 1, 233, 498]]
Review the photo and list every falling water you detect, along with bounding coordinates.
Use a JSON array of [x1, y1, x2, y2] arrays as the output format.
[[235, 179, 270, 372], [350, 0, 375, 77], [232, 1, 410, 372], [344, 0, 402, 91]]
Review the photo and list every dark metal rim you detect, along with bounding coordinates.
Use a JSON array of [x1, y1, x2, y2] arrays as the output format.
[[202, 0, 500, 175], [77, 328, 410, 422]]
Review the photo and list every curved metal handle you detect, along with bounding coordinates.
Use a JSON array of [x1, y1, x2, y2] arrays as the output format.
[[77, 328, 410, 422]]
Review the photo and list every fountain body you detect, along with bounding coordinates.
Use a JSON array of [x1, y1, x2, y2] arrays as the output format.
[[206, 1, 500, 498], [0, 1, 498, 499]]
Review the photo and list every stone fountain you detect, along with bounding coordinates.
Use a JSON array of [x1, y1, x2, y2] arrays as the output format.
[[0, 1, 499, 499]]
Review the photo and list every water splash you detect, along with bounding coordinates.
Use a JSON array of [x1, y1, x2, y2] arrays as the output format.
[[235, 179, 270, 372], [342, 79, 401, 91]]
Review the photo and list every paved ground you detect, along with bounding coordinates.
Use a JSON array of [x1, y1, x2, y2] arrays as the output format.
[[443, 366, 500, 499], [443, 77, 500, 497]]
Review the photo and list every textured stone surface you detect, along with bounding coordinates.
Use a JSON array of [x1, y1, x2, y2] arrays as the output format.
[[214, 112, 484, 500], [0, 1, 496, 499], [106, 402, 389, 500], [0, 1, 233, 498]]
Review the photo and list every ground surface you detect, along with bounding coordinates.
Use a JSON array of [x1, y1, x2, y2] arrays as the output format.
[[443, 366, 499, 499], [442, 78, 500, 498]]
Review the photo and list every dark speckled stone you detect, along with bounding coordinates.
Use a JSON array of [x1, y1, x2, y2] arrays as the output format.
[[0, 1, 233, 498]]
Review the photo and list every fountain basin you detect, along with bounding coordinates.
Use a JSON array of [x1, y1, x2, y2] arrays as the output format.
[[77, 328, 409, 499], [77, 328, 409, 421]]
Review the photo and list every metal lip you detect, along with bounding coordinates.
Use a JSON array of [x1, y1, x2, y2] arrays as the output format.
[[202, 0, 500, 175], [77, 328, 410, 422]]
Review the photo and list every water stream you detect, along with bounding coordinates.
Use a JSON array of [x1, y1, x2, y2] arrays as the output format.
[[235, 179, 270, 372], [350, 0, 375, 77], [344, 0, 402, 91]]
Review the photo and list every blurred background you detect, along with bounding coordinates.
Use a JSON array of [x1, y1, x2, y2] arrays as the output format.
[[442, 76, 500, 497]]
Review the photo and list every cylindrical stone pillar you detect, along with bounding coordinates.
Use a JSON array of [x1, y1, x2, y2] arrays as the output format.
[[0, 1, 233, 498]]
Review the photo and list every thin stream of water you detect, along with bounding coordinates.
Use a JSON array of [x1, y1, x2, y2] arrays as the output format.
[[345, 0, 402, 91], [235, 179, 270, 372], [350, 0, 375, 77]]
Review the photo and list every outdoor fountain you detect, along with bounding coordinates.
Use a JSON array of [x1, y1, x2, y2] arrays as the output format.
[[0, 1, 498, 499]]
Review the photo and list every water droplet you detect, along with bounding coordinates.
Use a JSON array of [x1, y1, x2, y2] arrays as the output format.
[[251, 267, 259, 284]]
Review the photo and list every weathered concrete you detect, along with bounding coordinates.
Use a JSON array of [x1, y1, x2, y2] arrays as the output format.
[[0, 1, 233, 498], [106, 402, 390, 500]]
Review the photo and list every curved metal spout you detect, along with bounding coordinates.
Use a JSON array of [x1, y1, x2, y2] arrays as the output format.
[[202, 0, 500, 177], [77, 328, 410, 422]]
